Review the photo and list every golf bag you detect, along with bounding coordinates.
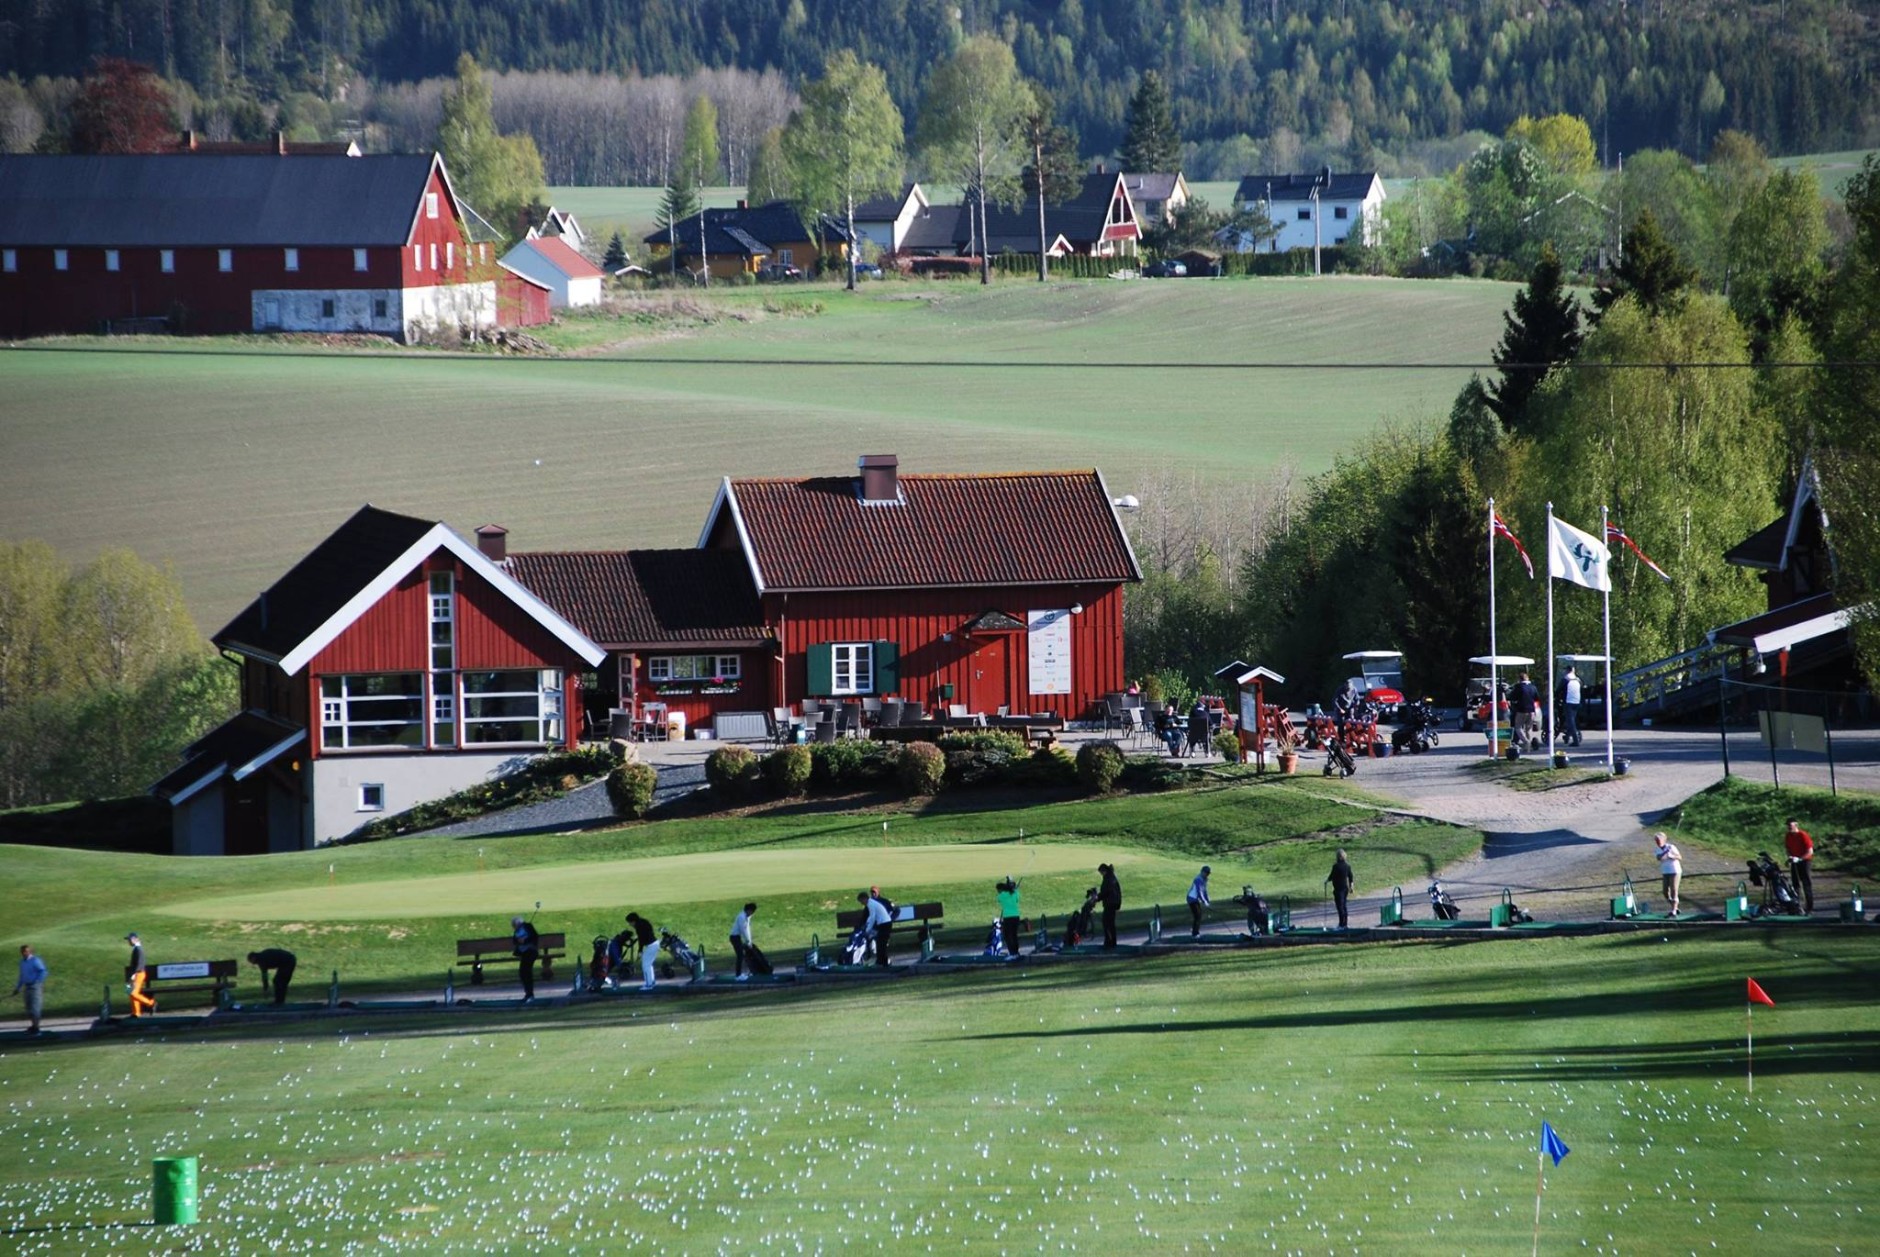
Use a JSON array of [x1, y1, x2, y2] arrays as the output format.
[[984, 919, 1006, 957], [658, 928, 701, 978], [1391, 699, 1442, 754], [1064, 887, 1101, 948], [1323, 737, 1357, 777], [1428, 878, 1461, 921], [587, 936, 610, 992], [744, 943, 774, 976], [1747, 852, 1804, 916], [842, 925, 872, 965], [1232, 886, 1271, 936]]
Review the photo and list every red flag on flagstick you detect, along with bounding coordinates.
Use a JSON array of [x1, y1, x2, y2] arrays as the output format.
[[1748, 978, 1776, 1007], [1493, 512, 1535, 579]]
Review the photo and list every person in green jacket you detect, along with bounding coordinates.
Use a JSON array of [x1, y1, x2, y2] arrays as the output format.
[[996, 877, 1022, 956]]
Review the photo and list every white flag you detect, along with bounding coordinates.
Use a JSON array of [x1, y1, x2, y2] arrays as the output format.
[[1548, 515, 1611, 591]]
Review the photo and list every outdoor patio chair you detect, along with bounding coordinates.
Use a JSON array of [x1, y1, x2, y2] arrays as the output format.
[[814, 716, 837, 744], [1121, 706, 1148, 748], [878, 699, 903, 728]]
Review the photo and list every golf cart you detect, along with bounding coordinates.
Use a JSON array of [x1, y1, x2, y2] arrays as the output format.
[[1466, 654, 1535, 745], [1341, 651, 1406, 718]]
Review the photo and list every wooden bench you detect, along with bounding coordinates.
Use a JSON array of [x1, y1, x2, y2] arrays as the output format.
[[130, 959, 239, 1010], [456, 933, 566, 985], [830, 902, 945, 962]]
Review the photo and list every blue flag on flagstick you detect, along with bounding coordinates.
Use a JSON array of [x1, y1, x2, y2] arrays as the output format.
[[1541, 1121, 1570, 1167]]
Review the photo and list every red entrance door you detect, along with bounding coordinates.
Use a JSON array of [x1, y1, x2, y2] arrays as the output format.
[[971, 636, 1010, 714]]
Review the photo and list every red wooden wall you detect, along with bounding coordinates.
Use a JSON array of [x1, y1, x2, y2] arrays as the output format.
[[767, 582, 1125, 718]]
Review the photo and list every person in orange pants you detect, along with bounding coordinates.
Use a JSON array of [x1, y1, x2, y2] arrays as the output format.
[[125, 932, 156, 1017]]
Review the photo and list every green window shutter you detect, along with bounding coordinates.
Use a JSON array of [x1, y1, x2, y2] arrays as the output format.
[[807, 643, 833, 696], [873, 641, 899, 695]]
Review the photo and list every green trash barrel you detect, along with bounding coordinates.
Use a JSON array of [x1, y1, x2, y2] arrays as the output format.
[[152, 1155, 199, 1225]]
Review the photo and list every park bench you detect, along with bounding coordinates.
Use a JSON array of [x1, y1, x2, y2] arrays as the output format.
[[829, 902, 945, 962], [129, 959, 239, 1010], [456, 933, 566, 985]]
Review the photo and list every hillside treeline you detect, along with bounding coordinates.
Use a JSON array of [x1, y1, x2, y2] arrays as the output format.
[[3, 0, 1873, 172], [1127, 153, 1880, 707]]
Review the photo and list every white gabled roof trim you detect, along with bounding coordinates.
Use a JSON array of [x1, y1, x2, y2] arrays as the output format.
[[697, 478, 767, 596], [1093, 467, 1145, 582], [276, 522, 606, 675], [231, 728, 308, 782], [165, 765, 225, 806]]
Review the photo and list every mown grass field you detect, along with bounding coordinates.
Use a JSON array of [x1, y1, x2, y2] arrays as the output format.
[[0, 276, 1515, 630], [1, 931, 1873, 1252], [0, 776, 1476, 1018]]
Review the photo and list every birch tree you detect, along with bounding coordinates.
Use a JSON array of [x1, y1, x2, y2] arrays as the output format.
[[783, 52, 903, 291], [916, 36, 1035, 285]]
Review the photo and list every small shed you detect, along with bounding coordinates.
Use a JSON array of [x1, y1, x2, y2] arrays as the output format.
[[499, 235, 604, 308]]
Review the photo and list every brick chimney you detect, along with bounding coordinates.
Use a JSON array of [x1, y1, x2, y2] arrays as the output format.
[[859, 454, 900, 503], [475, 524, 508, 562]]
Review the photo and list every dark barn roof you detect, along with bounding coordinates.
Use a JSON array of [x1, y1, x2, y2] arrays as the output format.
[[217, 505, 435, 661], [718, 470, 1142, 592], [0, 153, 442, 247], [643, 200, 851, 254], [506, 549, 768, 647]]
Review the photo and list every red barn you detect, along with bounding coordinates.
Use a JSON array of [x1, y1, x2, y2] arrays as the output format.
[[152, 506, 604, 854], [0, 152, 544, 341]]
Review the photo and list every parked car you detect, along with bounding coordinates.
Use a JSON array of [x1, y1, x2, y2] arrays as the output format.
[[853, 261, 882, 279], [757, 262, 803, 282], [1142, 259, 1188, 278]]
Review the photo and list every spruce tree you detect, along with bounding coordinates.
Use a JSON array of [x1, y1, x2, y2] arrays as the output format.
[[1120, 70, 1180, 173], [1486, 243, 1583, 436], [602, 231, 627, 271], [655, 174, 699, 277], [1592, 209, 1697, 321]]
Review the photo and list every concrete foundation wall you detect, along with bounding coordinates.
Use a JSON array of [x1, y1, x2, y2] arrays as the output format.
[[402, 281, 497, 337], [251, 288, 402, 335], [309, 750, 534, 844]]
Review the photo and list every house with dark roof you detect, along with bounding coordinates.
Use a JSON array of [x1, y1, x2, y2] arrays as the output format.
[[0, 151, 530, 340], [1122, 171, 1190, 227], [895, 172, 1142, 260], [851, 183, 928, 255], [152, 505, 605, 853], [1232, 168, 1385, 252], [499, 235, 605, 308], [643, 200, 852, 280], [700, 454, 1140, 716]]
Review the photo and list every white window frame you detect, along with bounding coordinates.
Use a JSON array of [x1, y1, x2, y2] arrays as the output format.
[[460, 669, 564, 746], [832, 643, 874, 696], [426, 192, 439, 219], [159, 249, 174, 273], [430, 242, 437, 270], [358, 783, 386, 811], [429, 571, 455, 672], [218, 249, 233, 272], [353, 248, 368, 272], [2, 248, 15, 272], [320, 673, 425, 750], [284, 247, 299, 272], [104, 249, 119, 272], [53, 249, 68, 271], [446, 241, 454, 270], [412, 244, 423, 271], [646, 654, 741, 683]]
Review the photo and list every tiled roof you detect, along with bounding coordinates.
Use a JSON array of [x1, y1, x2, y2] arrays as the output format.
[[506, 549, 768, 646], [854, 183, 920, 221], [0, 154, 443, 246], [1123, 172, 1182, 203], [150, 711, 305, 801], [518, 234, 604, 279], [643, 200, 851, 251], [217, 505, 435, 660], [1234, 170, 1380, 204], [720, 471, 1141, 592]]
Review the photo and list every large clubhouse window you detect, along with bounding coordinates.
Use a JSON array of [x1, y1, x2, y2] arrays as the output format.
[[833, 643, 873, 695], [647, 655, 741, 682], [320, 673, 424, 749], [462, 670, 563, 744]]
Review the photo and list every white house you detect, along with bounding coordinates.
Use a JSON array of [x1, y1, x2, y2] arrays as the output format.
[[499, 235, 605, 308], [849, 183, 928, 255], [533, 206, 587, 250], [1122, 172, 1190, 227], [1231, 168, 1385, 252]]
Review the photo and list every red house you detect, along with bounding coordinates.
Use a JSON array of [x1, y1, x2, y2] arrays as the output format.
[[0, 152, 544, 341], [152, 506, 605, 854]]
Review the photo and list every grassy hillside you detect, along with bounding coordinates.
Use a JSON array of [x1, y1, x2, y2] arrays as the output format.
[[0, 277, 1515, 630], [0, 775, 1477, 1017], [1, 931, 1873, 1249]]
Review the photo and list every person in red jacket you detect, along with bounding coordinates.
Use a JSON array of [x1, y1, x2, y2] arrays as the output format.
[[1784, 818, 1815, 913]]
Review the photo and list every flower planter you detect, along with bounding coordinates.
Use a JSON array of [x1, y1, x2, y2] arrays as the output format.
[[1277, 752, 1299, 775]]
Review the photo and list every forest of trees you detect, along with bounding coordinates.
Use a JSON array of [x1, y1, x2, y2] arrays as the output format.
[[3, 0, 1875, 180]]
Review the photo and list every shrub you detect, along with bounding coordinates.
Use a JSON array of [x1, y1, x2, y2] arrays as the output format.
[[809, 739, 896, 790], [1010, 745, 1077, 788], [1213, 731, 1243, 762], [1118, 756, 1187, 792], [896, 741, 946, 795], [705, 745, 759, 800], [606, 761, 658, 819], [763, 744, 812, 796], [938, 730, 1029, 786], [936, 731, 1029, 757], [1076, 741, 1126, 793]]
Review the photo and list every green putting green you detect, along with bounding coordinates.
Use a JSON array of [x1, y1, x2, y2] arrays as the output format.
[[158, 842, 1159, 921]]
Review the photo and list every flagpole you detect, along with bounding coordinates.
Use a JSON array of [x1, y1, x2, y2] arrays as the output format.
[[1545, 502, 1557, 761], [1602, 504, 1615, 773], [1489, 497, 1500, 759], [1532, 1147, 1545, 1257], [1747, 1000, 1754, 1094]]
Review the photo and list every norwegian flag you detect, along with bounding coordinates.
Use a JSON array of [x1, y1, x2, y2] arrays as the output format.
[[1605, 522, 1672, 582], [1492, 512, 1534, 579]]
